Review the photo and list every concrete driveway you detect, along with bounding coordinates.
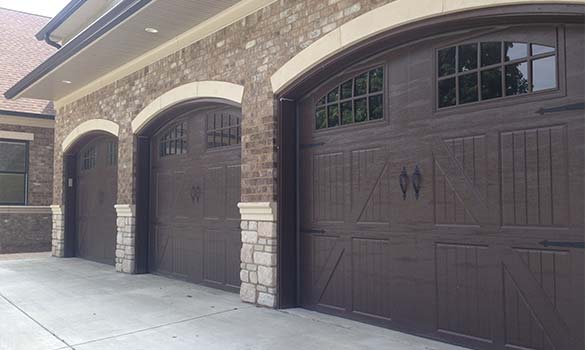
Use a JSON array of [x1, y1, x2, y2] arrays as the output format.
[[0, 255, 467, 350]]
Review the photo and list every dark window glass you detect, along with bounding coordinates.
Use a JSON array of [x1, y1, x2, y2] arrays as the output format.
[[82, 145, 96, 170], [504, 42, 527, 61], [340, 80, 353, 99], [458, 73, 478, 104], [438, 47, 456, 77], [458, 43, 478, 72], [327, 87, 339, 103], [438, 78, 456, 108], [369, 68, 384, 93], [0, 140, 27, 205], [369, 95, 383, 120], [341, 102, 353, 125], [532, 55, 557, 91], [327, 104, 340, 128], [0, 141, 26, 172], [531, 44, 555, 56], [0, 173, 26, 204], [106, 141, 117, 166], [206, 112, 241, 148], [160, 122, 188, 155], [354, 98, 367, 122], [316, 107, 327, 129], [317, 96, 326, 106], [481, 42, 501, 67], [354, 73, 368, 96], [505, 62, 529, 96], [481, 67, 502, 100]]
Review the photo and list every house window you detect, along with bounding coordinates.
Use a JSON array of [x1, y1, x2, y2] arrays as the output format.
[[315, 67, 384, 130], [0, 140, 28, 205], [106, 141, 117, 166], [81, 145, 96, 170], [159, 122, 187, 157], [437, 41, 557, 108], [206, 111, 241, 148]]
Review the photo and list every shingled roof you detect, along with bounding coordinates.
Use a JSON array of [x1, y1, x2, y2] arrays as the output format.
[[0, 7, 56, 115]]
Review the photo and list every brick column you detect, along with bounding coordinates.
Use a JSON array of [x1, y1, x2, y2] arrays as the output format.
[[50, 205, 65, 257], [114, 204, 136, 273], [238, 202, 277, 307]]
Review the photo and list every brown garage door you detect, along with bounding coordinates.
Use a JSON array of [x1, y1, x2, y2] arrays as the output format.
[[150, 106, 241, 292], [298, 24, 584, 350], [76, 136, 118, 265]]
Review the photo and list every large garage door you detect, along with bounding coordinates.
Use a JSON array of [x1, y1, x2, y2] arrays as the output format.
[[76, 136, 118, 265], [150, 106, 241, 292], [298, 24, 584, 350]]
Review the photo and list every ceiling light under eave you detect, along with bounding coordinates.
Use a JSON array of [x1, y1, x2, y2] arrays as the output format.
[[61, 80, 72, 84], [144, 27, 159, 34]]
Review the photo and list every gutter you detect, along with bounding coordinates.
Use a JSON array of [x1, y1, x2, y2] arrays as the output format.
[[36, 0, 88, 49], [0, 109, 55, 120], [4, 0, 152, 100]]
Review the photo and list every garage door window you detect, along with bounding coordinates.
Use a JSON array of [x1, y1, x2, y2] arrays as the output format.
[[159, 122, 187, 157], [81, 145, 96, 171], [0, 140, 28, 205], [315, 67, 384, 130], [437, 41, 557, 108], [206, 111, 241, 149]]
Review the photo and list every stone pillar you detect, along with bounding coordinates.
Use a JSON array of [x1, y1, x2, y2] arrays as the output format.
[[50, 205, 65, 257], [237, 202, 277, 307], [114, 204, 136, 273]]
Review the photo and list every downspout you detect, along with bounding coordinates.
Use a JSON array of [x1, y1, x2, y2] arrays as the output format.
[[44, 32, 62, 49]]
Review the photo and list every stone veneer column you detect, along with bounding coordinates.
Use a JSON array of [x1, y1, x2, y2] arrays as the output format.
[[238, 202, 278, 307], [50, 205, 65, 257], [114, 204, 136, 273]]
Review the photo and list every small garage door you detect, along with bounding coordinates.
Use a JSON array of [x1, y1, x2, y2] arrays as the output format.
[[298, 24, 584, 350], [76, 136, 118, 265], [150, 106, 241, 292]]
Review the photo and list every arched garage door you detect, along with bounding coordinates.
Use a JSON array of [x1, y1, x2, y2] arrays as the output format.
[[76, 136, 118, 265], [298, 24, 584, 349], [150, 106, 241, 292]]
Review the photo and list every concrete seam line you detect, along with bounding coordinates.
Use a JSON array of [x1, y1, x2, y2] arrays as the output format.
[[0, 292, 75, 350], [61, 307, 244, 348]]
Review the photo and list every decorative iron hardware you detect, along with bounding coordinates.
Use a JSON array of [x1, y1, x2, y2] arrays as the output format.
[[300, 142, 325, 149], [399, 166, 409, 200], [190, 185, 201, 203], [535, 102, 584, 115], [539, 240, 585, 249], [412, 165, 422, 200], [300, 229, 326, 234]]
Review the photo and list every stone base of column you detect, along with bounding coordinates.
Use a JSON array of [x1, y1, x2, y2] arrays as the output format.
[[114, 204, 136, 273], [50, 205, 65, 257], [238, 202, 277, 308]]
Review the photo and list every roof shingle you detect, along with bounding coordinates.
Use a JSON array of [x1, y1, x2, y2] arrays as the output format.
[[0, 7, 56, 115]]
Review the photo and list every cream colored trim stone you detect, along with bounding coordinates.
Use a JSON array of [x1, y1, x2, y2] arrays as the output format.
[[0, 206, 51, 214], [131, 81, 244, 134], [62, 119, 119, 152], [54, 0, 277, 109], [238, 202, 277, 222], [114, 204, 135, 217], [0, 115, 55, 129], [50, 205, 64, 215], [0, 130, 34, 141], [271, 0, 585, 93]]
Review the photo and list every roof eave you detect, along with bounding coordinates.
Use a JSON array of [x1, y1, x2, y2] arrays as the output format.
[[35, 0, 88, 42]]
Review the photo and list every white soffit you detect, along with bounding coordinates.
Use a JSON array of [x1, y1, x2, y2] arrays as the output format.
[[21, 0, 275, 105]]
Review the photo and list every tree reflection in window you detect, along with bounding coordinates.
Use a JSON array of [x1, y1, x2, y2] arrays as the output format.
[[437, 41, 557, 108], [315, 67, 384, 130]]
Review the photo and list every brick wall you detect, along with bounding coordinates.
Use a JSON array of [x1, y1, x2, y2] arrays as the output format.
[[54, 0, 394, 206], [0, 122, 54, 253], [0, 123, 54, 206], [0, 213, 51, 254]]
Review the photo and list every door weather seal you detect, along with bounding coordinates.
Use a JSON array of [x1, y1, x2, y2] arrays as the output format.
[[535, 102, 584, 115]]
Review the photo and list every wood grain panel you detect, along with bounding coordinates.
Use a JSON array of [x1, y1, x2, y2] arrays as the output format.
[[351, 148, 391, 224], [500, 125, 568, 227], [313, 152, 345, 223]]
